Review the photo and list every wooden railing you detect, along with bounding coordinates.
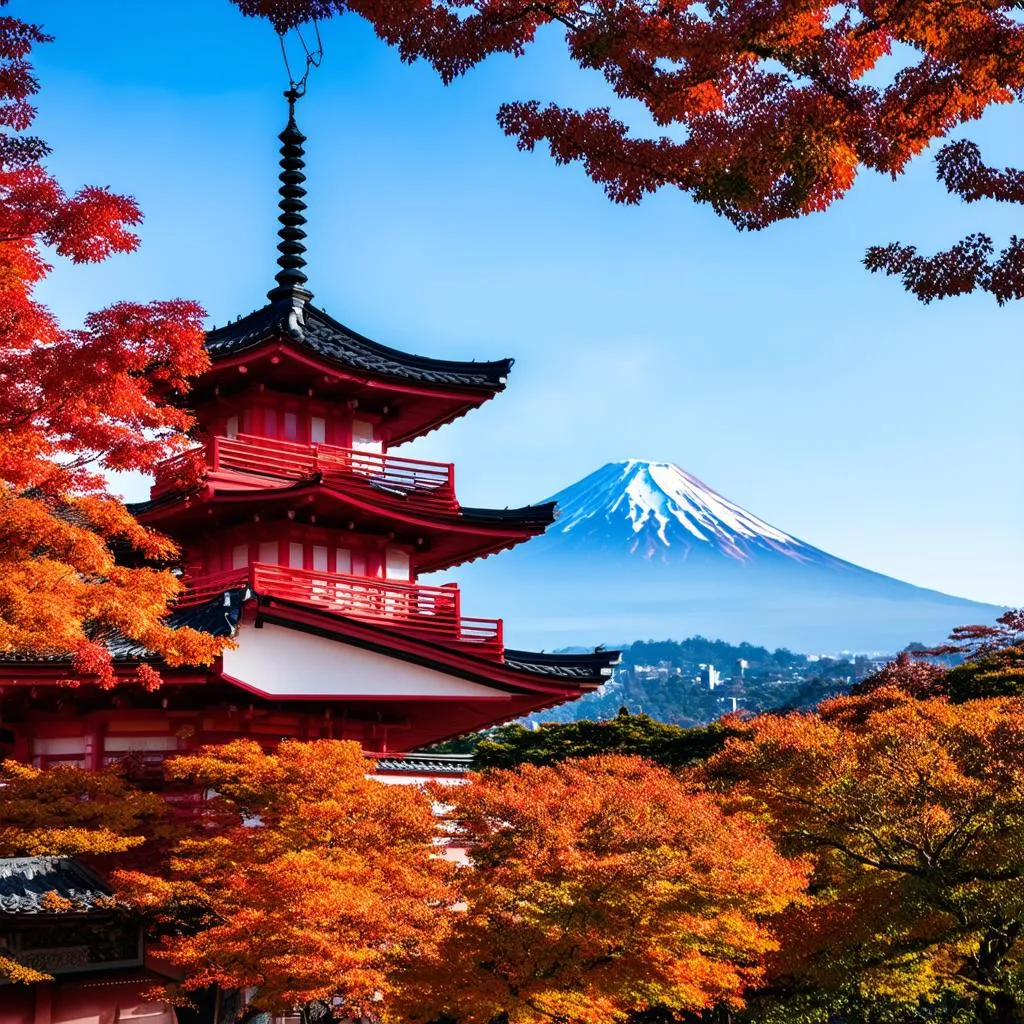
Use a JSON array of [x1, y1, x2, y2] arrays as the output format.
[[153, 434, 457, 511], [177, 563, 503, 659]]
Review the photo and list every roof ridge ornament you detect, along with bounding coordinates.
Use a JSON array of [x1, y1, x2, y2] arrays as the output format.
[[266, 23, 323, 324]]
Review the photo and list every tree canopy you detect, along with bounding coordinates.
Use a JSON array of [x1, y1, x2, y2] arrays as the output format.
[[470, 711, 742, 770], [396, 755, 808, 1024], [704, 689, 1024, 1024], [116, 740, 454, 1017]]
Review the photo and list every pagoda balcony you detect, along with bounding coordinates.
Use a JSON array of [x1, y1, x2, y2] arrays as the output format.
[[153, 434, 457, 512], [177, 563, 504, 660]]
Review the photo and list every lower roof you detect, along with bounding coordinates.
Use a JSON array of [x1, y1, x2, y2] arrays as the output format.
[[0, 590, 620, 696], [0, 857, 111, 915]]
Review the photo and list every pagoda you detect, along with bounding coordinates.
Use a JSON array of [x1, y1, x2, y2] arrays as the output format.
[[0, 93, 619, 779]]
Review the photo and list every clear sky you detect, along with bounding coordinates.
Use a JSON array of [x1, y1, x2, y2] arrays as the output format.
[[23, 0, 1023, 607]]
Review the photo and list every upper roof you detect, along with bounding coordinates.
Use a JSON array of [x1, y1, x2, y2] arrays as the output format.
[[200, 99, 512, 404], [127, 483, 557, 575], [205, 297, 513, 392]]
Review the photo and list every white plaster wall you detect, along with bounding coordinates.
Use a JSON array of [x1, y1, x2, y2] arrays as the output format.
[[222, 621, 509, 699]]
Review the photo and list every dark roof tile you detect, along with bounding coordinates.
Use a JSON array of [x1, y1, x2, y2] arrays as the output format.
[[504, 648, 621, 683], [206, 299, 512, 390], [0, 858, 111, 915], [370, 754, 472, 775]]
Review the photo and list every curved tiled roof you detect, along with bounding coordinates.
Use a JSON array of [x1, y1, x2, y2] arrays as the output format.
[[206, 298, 512, 390], [504, 648, 621, 682], [0, 857, 111, 915], [370, 753, 473, 775], [126, 485, 557, 537]]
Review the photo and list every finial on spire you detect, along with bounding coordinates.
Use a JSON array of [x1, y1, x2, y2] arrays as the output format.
[[267, 87, 311, 305], [267, 23, 323, 311]]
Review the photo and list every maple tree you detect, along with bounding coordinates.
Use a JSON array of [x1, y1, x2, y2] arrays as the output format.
[[236, 1, 1024, 278], [851, 648, 948, 700], [116, 739, 453, 1017], [393, 754, 808, 1024], [937, 609, 1024, 702], [0, 6, 225, 687], [0, 759, 165, 859], [704, 690, 1024, 1024]]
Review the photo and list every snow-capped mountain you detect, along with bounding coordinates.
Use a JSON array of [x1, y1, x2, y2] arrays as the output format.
[[450, 460, 1004, 653], [549, 460, 841, 565]]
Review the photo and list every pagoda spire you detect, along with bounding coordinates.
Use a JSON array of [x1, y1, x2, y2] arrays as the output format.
[[267, 88, 312, 309]]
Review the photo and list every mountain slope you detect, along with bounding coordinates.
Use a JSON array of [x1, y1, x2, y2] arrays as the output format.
[[449, 460, 1004, 653]]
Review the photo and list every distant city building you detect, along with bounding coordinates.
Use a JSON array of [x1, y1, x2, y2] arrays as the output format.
[[698, 664, 722, 690]]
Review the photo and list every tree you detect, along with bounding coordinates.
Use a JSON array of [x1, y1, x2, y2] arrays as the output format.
[[394, 755, 808, 1024], [116, 740, 452, 1018], [237, 2, 1024, 262], [851, 649, 948, 700], [0, 759, 166, 859], [937, 609, 1024, 702], [0, 7, 225, 687], [704, 690, 1024, 1024], [471, 711, 742, 770]]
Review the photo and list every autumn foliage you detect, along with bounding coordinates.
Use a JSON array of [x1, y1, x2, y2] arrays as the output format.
[[395, 755, 808, 1024], [116, 740, 454, 1017], [0, 759, 165, 858], [0, 7, 225, 684], [865, 139, 1024, 304], [704, 689, 1024, 1022]]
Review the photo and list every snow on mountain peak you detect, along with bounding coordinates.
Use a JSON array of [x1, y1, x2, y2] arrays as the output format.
[[550, 459, 811, 562]]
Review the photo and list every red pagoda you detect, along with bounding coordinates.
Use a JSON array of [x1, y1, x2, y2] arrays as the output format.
[[0, 93, 617, 777], [0, 92, 618, 1023]]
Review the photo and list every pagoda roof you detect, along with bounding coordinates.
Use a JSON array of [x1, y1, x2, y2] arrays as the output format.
[[0, 591, 618, 696], [0, 857, 111, 915], [205, 297, 512, 392], [127, 484, 557, 573], [249, 593, 619, 695], [370, 753, 473, 776]]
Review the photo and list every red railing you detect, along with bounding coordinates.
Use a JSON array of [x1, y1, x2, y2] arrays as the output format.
[[177, 563, 503, 659], [153, 434, 456, 511], [175, 566, 250, 607]]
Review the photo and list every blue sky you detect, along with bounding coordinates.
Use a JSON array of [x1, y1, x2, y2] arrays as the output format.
[[24, 1, 1023, 606]]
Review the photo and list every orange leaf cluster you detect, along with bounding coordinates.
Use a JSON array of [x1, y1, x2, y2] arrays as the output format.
[[115, 740, 455, 1017], [0, 759, 166, 858], [703, 690, 1024, 1016], [0, 6, 225, 683], [395, 755, 808, 1024]]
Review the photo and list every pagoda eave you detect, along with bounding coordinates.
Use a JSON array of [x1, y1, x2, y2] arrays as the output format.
[[200, 341, 503, 405], [132, 481, 554, 572]]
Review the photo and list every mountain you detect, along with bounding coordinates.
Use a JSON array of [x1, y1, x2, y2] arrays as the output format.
[[449, 460, 1005, 653]]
